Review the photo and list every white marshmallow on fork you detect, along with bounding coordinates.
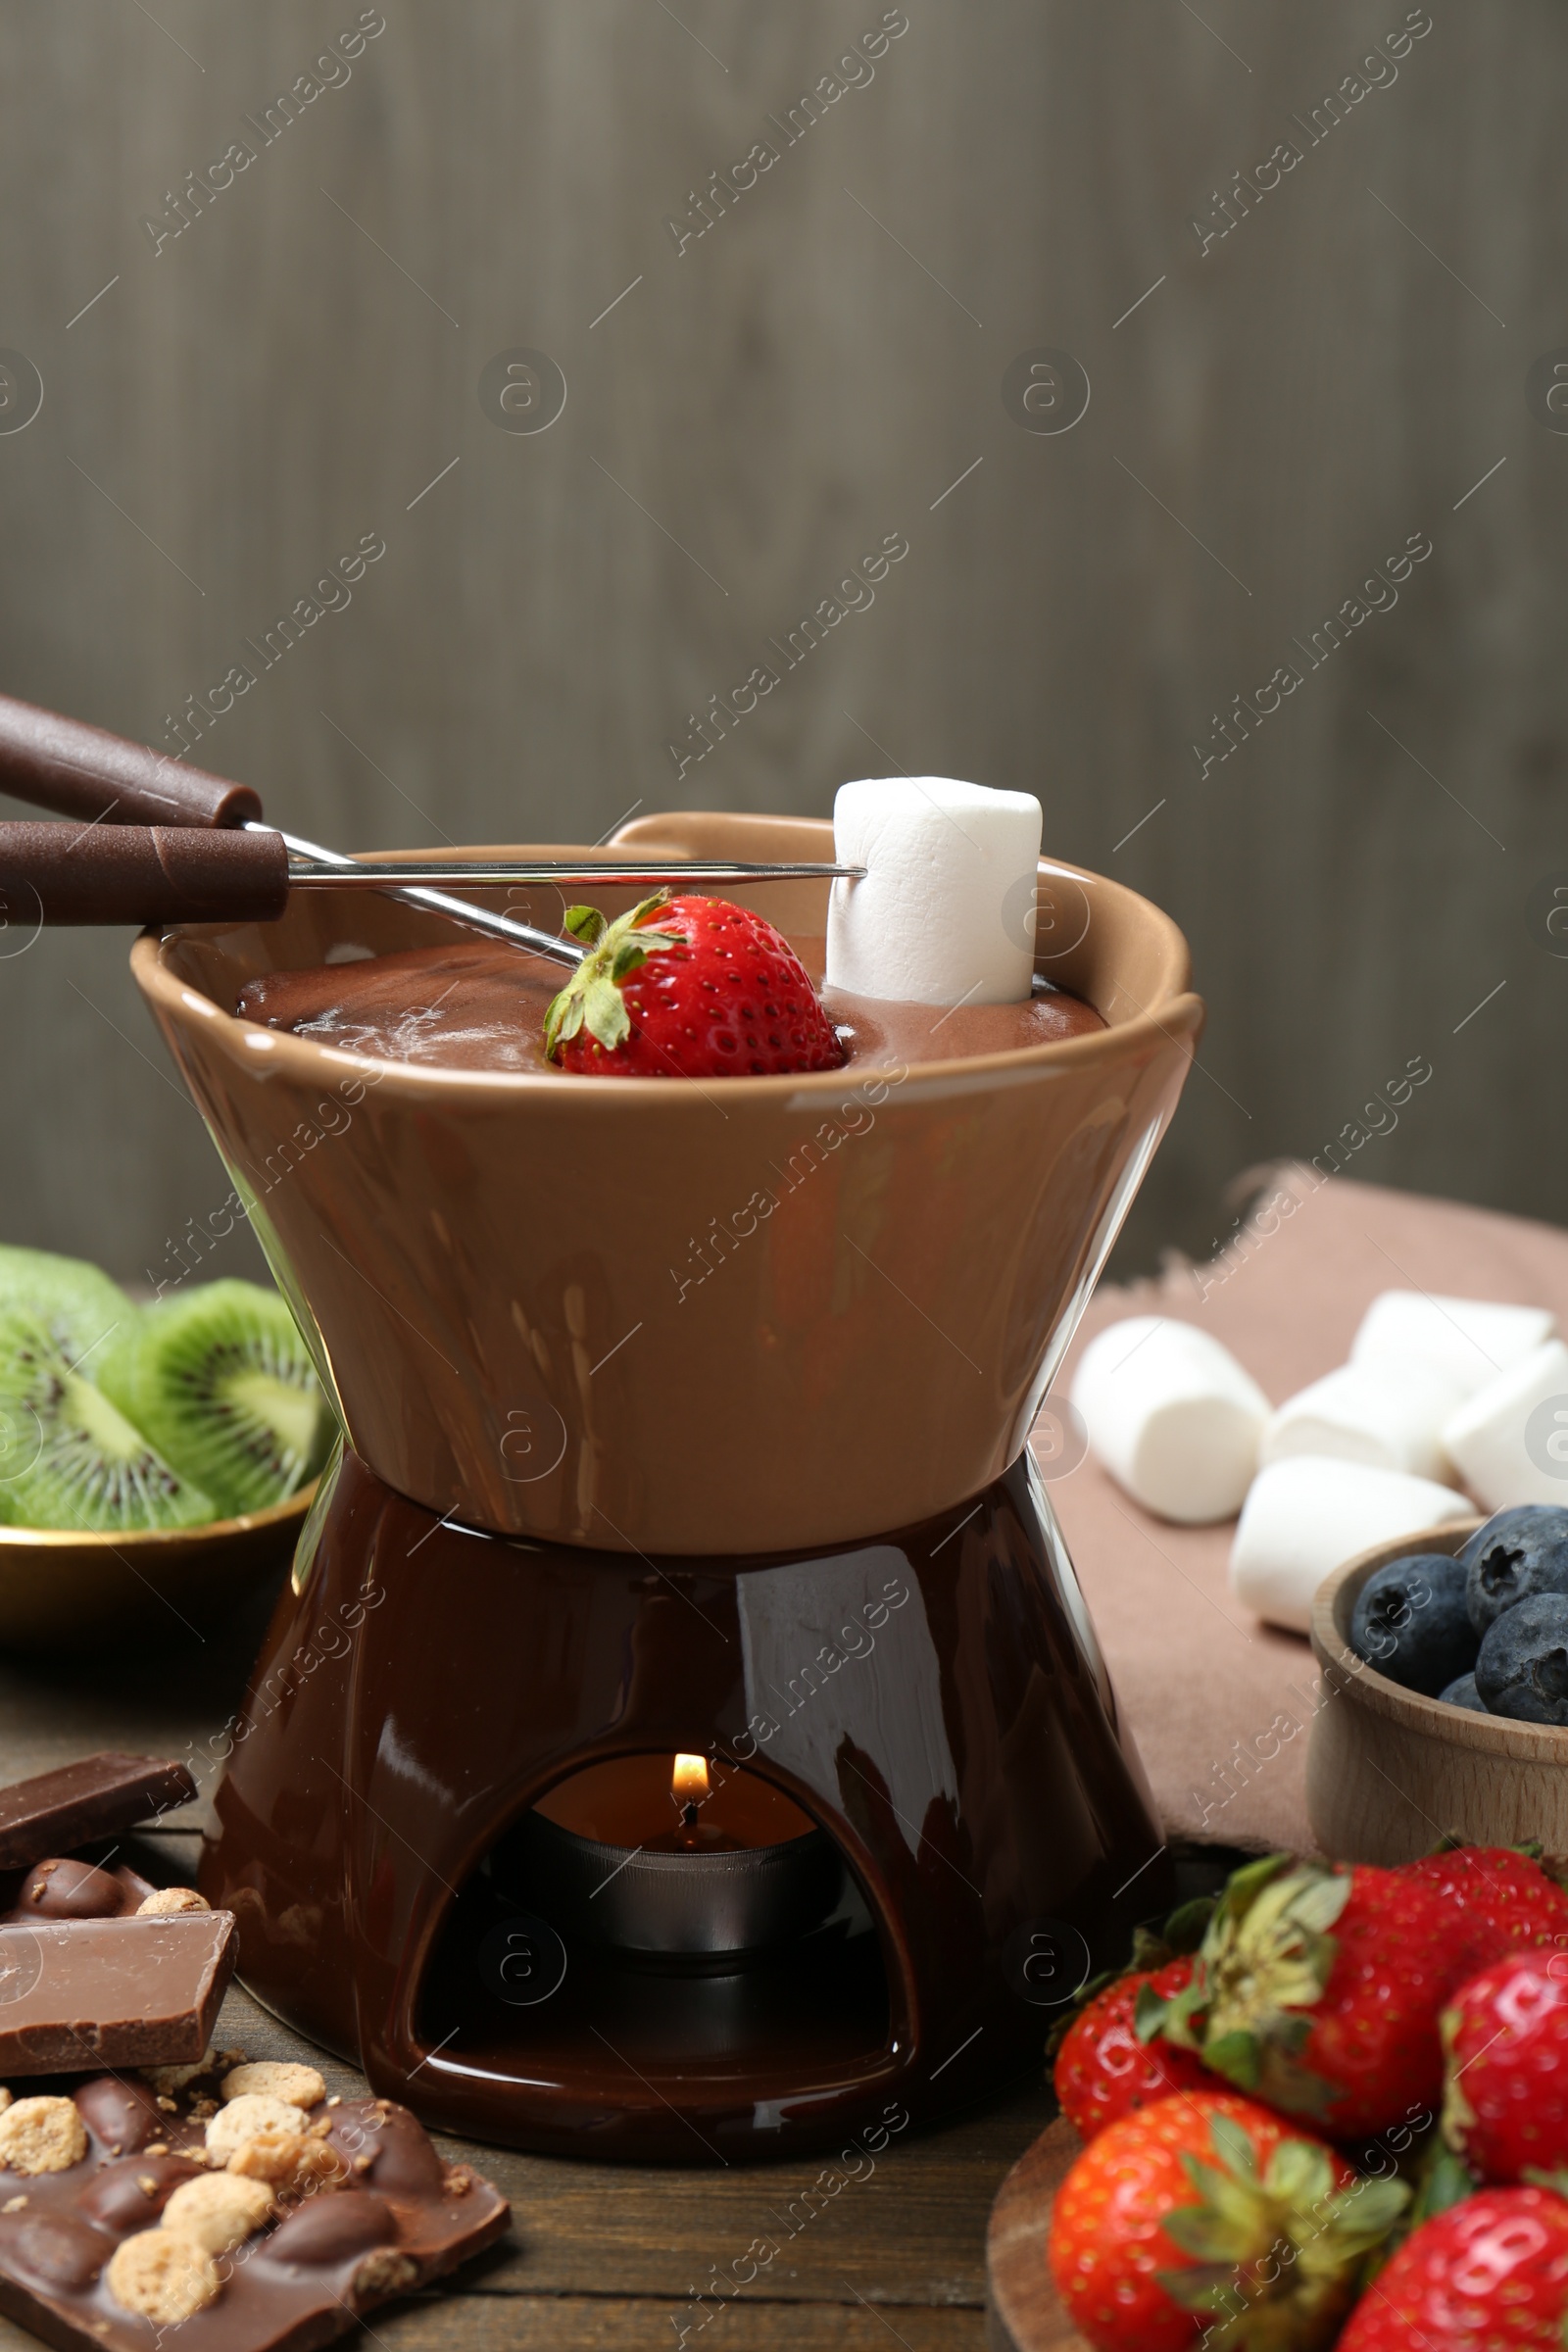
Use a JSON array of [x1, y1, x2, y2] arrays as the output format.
[[1069, 1316, 1270, 1525], [1260, 1358, 1465, 1485], [1229, 1456, 1471, 1635], [1350, 1290, 1556, 1400], [825, 776, 1043, 1006], [1443, 1339, 1568, 1510]]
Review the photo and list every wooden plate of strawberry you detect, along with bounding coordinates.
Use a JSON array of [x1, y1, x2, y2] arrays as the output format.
[[987, 1844, 1568, 2352]]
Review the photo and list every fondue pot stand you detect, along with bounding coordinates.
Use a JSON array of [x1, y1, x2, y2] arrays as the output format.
[[132, 811, 1204, 2162]]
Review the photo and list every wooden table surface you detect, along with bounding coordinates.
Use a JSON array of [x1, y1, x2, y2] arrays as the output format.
[[0, 1581, 1058, 2352]]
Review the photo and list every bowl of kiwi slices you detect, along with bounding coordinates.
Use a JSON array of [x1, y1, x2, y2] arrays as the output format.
[[0, 1245, 334, 1648]]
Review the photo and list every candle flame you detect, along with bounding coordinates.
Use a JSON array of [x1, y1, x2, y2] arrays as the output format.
[[671, 1753, 710, 1803]]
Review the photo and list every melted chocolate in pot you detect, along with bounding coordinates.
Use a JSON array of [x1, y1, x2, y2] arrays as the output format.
[[234, 935, 1104, 1073]]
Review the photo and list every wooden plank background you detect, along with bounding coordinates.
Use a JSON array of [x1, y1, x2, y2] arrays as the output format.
[[0, 0, 1562, 1286]]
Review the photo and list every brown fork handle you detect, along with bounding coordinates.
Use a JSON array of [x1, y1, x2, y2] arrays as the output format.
[[0, 693, 262, 829], [0, 822, 289, 925]]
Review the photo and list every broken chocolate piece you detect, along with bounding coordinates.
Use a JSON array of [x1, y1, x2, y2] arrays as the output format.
[[0, 2078, 508, 2352], [0, 1755, 195, 1872], [0, 1913, 235, 2075]]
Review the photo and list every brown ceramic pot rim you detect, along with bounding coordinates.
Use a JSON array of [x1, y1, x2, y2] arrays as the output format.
[[131, 847, 1201, 1105], [0, 1480, 316, 1556], [1310, 1516, 1568, 1759]]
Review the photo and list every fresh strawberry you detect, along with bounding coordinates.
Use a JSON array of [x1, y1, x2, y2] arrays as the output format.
[[1054, 1959, 1213, 2141], [1049, 2088, 1406, 2352], [1142, 1855, 1457, 2137], [1400, 1844, 1568, 1980], [1442, 1952, 1568, 2181], [544, 893, 845, 1078], [1336, 2185, 1568, 2351]]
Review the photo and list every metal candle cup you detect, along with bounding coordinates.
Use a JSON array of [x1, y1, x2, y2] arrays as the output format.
[[514, 1756, 842, 1961]]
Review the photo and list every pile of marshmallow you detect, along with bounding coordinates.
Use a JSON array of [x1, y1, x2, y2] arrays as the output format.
[[1070, 1293, 1568, 1633]]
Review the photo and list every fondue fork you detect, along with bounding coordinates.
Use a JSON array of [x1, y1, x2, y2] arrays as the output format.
[[270, 846, 863, 887], [0, 692, 859, 961], [246, 835, 866, 965], [254, 836, 862, 966]]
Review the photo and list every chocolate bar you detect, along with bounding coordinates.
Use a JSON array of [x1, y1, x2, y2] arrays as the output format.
[[0, 2060, 508, 2352], [0, 1756, 196, 1872], [0, 1914, 235, 2074]]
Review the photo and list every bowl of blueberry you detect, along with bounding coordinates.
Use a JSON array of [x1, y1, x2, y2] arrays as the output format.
[[1307, 1507, 1568, 1862]]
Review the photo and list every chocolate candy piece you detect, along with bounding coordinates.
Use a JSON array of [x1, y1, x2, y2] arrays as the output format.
[[362, 2105, 445, 2195], [78, 2156, 204, 2231], [17, 1861, 124, 1922], [72, 2081, 171, 2159], [0, 1912, 235, 2074], [267, 2192, 396, 2267], [0, 1860, 155, 1929], [0, 2086, 507, 2352], [0, 1753, 195, 1871], [0, 2212, 115, 2293]]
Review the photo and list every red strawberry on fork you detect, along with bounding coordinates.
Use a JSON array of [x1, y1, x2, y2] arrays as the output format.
[[545, 894, 845, 1079]]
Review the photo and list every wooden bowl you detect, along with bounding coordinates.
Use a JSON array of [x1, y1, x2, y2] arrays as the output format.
[[1306, 1515, 1568, 1863], [987, 2115, 1085, 2352], [0, 1483, 316, 1650]]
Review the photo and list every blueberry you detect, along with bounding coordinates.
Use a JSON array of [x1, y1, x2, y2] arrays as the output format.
[[1475, 1593, 1568, 1724], [1349, 1553, 1478, 1696], [1461, 1505, 1568, 1635], [1439, 1672, 1487, 1712]]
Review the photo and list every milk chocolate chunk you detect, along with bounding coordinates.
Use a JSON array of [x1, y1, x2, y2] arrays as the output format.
[[0, 2083, 507, 2352], [0, 1753, 195, 1871], [0, 1912, 235, 2075]]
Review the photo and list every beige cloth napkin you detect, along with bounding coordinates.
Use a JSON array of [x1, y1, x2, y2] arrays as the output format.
[[1045, 1167, 1568, 1856]]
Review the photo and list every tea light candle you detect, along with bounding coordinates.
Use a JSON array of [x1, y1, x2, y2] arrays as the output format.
[[514, 1753, 840, 1958]]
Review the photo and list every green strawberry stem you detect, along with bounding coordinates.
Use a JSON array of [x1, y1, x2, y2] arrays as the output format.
[[1158, 2113, 1408, 2350], [1139, 1856, 1350, 2121], [544, 893, 683, 1059], [1047, 1895, 1218, 2060]]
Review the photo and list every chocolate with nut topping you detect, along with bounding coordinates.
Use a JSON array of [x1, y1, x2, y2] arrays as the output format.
[[0, 2061, 508, 2352]]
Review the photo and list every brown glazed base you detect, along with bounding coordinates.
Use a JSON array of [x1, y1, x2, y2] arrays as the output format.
[[200, 1447, 1170, 2163]]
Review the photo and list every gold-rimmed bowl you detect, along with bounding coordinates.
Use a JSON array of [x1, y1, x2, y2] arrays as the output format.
[[0, 1483, 317, 1650], [1307, 1516, 1568, 1864]]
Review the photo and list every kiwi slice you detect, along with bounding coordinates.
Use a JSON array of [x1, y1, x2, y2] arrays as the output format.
[[98, 1280, 330, 1518], [0, 1244, 132, 1370], [0, 1305, 216, 1532]]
